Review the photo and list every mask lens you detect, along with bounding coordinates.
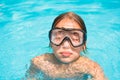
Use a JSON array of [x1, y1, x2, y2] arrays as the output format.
[[51, 29, 65, 45], [50, 28, 84, 47], [69, 31, 83, 47]]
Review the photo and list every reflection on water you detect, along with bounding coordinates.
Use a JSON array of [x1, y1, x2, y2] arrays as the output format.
[[0, 0, 120, 80]]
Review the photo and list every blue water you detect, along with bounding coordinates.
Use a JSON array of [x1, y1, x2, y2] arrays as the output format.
[[0, 0, 120, 80]]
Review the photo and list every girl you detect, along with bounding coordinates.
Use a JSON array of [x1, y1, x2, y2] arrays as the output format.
[[25, 12, 107, 80]]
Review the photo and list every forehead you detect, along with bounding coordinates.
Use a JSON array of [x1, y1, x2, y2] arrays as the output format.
[[55, 18, 82, 29]]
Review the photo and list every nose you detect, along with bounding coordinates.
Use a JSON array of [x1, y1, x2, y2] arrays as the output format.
[[61, 40, 71, 49]]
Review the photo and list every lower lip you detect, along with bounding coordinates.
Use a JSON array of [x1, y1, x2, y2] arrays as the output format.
[[61, 52, 72, 57]]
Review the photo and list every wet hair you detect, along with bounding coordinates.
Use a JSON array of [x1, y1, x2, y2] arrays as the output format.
[[50, 12, 87, 53], [51, 12, 87, 33]]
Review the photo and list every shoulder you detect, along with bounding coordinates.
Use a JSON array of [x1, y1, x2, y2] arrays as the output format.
[[78, 56, 107, 80], [30, 53, 60, 77], [31, 53, 58, 74], [31, 53, 53, 68], [74, 56, 103, 73], [76, 56, 98, 66], [25, 53, 52, 79], [79, 56, 100, 67]]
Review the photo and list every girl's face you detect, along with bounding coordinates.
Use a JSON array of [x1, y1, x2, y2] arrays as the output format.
[[51, 18, 85, 64]]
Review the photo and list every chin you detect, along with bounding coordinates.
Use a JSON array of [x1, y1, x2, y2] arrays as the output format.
[[59, 58, 74, 64]]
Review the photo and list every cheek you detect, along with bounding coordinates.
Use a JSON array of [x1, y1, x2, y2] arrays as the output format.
[[72, 46, 84, 53], [51, 43, 85, 54], [51, 43, 59, 52]]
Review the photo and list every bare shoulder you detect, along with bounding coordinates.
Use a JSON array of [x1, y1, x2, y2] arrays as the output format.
[[80, 56, 100, 66], [31, 53, 53, 69], [74, 56, 98, 68], [77, 56, 107, 80], [25, 54, 53, 79], [30, 53, 60, 78], [78, 56, 103, 72]]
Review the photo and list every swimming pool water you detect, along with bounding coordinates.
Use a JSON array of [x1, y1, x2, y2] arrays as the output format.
[[0, 0, 120, 80]]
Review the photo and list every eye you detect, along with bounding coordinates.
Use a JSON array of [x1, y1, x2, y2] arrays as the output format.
[[57, 30, 64, 34], [70, 32, 80, 42], [71, 31, 83, 38], [73, 38, 80, 42], [71, 32, 79, 37], [55, 37, 61, 40]]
